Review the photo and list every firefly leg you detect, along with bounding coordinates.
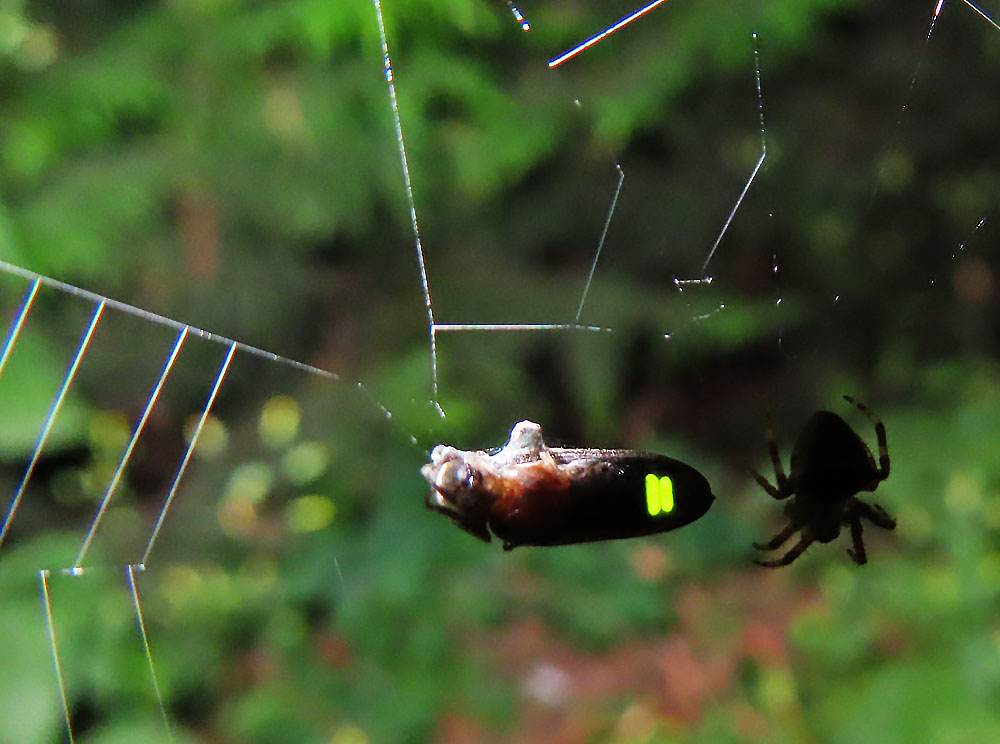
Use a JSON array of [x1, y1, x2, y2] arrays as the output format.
[[425, 494, 493, 543], [450, 514, 493, 543]]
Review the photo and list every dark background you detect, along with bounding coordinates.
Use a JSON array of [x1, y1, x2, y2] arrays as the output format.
[[0, 0, 998, 742]]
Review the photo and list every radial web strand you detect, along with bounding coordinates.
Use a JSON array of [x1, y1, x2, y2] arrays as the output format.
[[372, 0, 442, 417], [549, 0, 676, 68], [673, 31, 768, 315], [501, 0, 531, 32]]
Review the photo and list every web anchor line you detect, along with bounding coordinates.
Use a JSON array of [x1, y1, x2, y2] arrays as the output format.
[[927, 216, 989, 285], [372, 0, 442, 418], [576, 164, 625, 324], [955, 216, 988, 256], [669, 33, 767, 335], [39, 570, 76, 743], [945, 0, 1000, 33], [674, 33, 767, 282], [434, 323, 613, 333], [36, 564, 177, 742], [432, 162, 625, 336], [501, 0, 531, 32], [430, 162, 626, 337], [549, 0, 675, 68], [127, 564, 174, 740], [873, 0, 1000, 205]]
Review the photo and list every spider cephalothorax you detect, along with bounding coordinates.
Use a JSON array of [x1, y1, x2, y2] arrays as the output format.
[[751, 396, 895, 567]]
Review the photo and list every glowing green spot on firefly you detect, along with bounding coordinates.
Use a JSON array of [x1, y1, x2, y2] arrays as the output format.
[[645, 474, 674, 516], [659, 476, 674, 513], [645, 473, 659, 515]]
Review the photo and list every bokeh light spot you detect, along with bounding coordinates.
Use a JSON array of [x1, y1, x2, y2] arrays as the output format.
[[944, 473, 982, 514], [89, 410, 130, 454], [224, 462, 273, 506], [260, 395, 301, 448], [281, 441, 329, 484], [328, 723, 369, 744], [286, 494, 336, 533], [187, 413, 228, 459], [922, 567, 961, 610]]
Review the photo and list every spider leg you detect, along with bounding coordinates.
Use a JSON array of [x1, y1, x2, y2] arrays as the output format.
[[752, 520, 798, 551], [843, 396, 889, 480], [846, 517, 867, 565], [749, 467, 781, 498], [751, 413, 791, 499], [857, 500, 896, 530], [764, 411, 790, 492], [753, 535, 813, 568]]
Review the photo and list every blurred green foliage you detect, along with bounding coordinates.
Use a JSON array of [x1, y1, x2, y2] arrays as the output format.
[[1, 0, 999, 742]]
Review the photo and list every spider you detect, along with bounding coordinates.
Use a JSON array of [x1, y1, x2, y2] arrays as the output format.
[[751, 396, 895, 567]]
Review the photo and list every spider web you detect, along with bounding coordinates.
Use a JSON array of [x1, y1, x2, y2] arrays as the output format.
[[0, 0, 998, 741]]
